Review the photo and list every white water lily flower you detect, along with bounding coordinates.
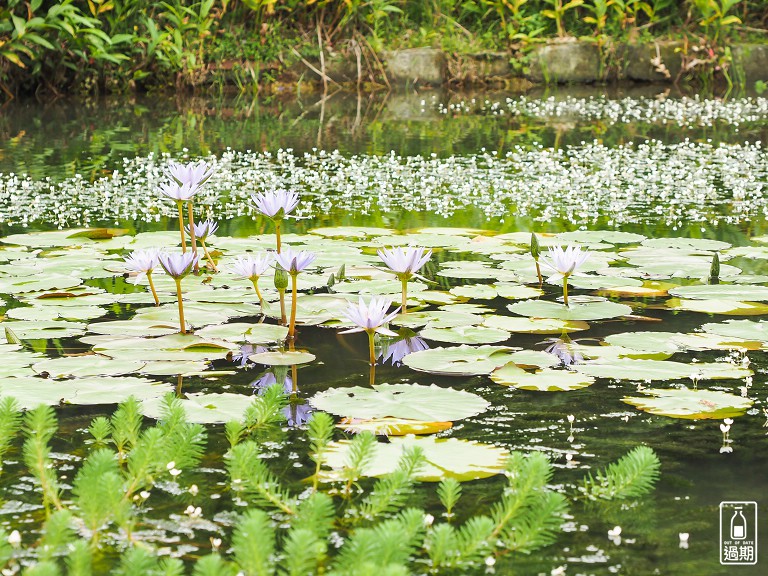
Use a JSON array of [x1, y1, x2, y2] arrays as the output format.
[[186, 219, 218, 241], [540, 245, 590, 281], [377, 246, 432, 277], [229, 253, 274, 280], [167, 160, 213, 190], [252, 189, 300, 220], [159, 181, 198, 202], [341, 297, 400, 337], [274, 245, 316, 274], [158, 252, 199, 279], [124, 249, 160, 277]]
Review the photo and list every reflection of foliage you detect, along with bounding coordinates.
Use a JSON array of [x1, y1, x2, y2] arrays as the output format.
[[0, 387, 661, 573]]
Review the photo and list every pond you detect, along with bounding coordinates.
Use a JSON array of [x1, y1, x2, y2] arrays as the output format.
[[0, 87, 767, 575]]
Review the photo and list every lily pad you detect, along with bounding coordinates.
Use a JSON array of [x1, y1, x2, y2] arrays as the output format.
[[490, 363, 595, 391], [508, 300, 632, 321], [419, 325, 510, 344], [556, 230, 645, 245], [0, 320, 86, 340], [666, 298, 768, 315], [195, 323, 289, 344], [640, 238, 731, 251], [604, 331, 762, 353], [310, 383, 489, 421], [403, 345, 518, 376], [574, 358, 752, 381], [32, 356, 146, 378], [249, 350, 316, 366], [141, 392, 254, 423], [669, 284, 768, 301], [494, 284, 544, 300], [320, 435, 509, 482], [482, 315, 590, 334], [702, 319, 768, 342], [449, 284, 498, 300], [338, 418, 452, 436], [623, 388, 753, 419]]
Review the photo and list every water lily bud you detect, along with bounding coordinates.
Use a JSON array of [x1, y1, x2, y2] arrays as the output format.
[[273, 266, 289, 291], [337, 263, 346, 281], [530, 233, 541, 259], [327, 273, 336, 288], [709, 252, 720, 284]]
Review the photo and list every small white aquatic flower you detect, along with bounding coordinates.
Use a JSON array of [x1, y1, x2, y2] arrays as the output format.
[[158, 252, 199, 280], [341, 297, 400, 337], [252, 189, 300, 220], [274, 246, 316, 274], [229, 253, 274, 280], [124, 249, 160, 277], [540, 245, 590, 281], [187, 219, 218, 242], [8, 530, 20, 548], [159, 181, 198, 202], [377, 246, 432, 276], [679, 532, 689, 549], [166, 160, 213, 190]]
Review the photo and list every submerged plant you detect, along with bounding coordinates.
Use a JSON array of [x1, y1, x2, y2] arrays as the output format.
[[252, 189, 300, 254], [158, 252, 199, 334], [341, 297, 401, 366], [123, 249, 161, 306], [274, 246, 316, 340], [230, 253, 274, 306], [377, 246, 432, 315], [540, 245, 590, 307]]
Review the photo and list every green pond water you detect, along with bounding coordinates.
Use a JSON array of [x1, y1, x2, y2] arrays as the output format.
[[1, 87, 768, 574]]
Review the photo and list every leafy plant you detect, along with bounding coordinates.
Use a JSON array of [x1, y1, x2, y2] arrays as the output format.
[[542, 0, 585, 37]]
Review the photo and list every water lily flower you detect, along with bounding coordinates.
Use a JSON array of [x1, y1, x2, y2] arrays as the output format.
[[167, 160, 213, 190], [229, 253, 274, 305], [186, 219, 219, 271], [159, 181, 198, 255], [158, 252, 199, 334], [341, 296, 401, 365], [539, 245, 590, 307], [274, 246, 316, 340], [377, 246, 432, 314], [124, 249, 161, 306], [252, 189, 300, 253], [379, 333, 429, 366]]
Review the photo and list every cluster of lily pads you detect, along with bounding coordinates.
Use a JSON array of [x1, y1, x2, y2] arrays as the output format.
[[431, 94, 768, 127], [1, 140, 766, 229]]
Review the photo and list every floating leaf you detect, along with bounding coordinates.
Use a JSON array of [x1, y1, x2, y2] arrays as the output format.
[[320, 436, 509, 482], [419, 325, 510, 344], [666, 298, 768, 315], [604, 331, 762, 353], [623, 388, 753, 419], [249, 350, 315, 366], [338, 418, 452, 436], [32, 356, 145, 378], [490, 363, 595, 391], [403, 345, 518, 376], [195, 323, 288, 344], [310, 383, 489, 421], [449, 284, 498, 300], [556, 231, 646, 245], [702, 319, 768, 342], [141, 392, 254, 423], [482, 315, 590, 334], [0, 320, 86, 340], [392, 310, 483, 329], [669, 284, 768, 301], [641, 238, 731, 251], [574, 358, 752, 381], [494, 284, 544, 300], [508, 300, 632, 321]]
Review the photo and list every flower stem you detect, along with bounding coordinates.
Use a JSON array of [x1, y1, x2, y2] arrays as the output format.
[[369, 364, 375, 387], [174, 278, 186, 334], [288, 273, 298, 339], [291, 363, 298, 394], [563, 276, 569, 307], [176, 201, 187, 253], [367, 330, 376, 366], [279, 289, 287, 325], [250, 277, 264, 307], [400, 276, 408, 315], [147, 271, 160, 307], [275, 221, 282, 254], [535, 260, 543, 287], [187, 201, 199, 272], [201, 240, 217, 272]]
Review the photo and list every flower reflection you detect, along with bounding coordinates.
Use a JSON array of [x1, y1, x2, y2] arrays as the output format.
[[233, 344, 267, 368], [379, 333, 429, 366], [541, 337, 583, 367], [283, 402, 313, 427], [250, 370, 292, 394]]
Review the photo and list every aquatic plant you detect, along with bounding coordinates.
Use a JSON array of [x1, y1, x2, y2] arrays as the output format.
[[252, 189, 300, 254], [378, 246, 432, 314], [229, 253, 275, 306], [274, 245, 317, 340], [123, 248, 161, 306], [341, 297, 400, 365], [158, 251, 200, 334], [540, 245, 590, 306], [187, 218, 219, 271], [159, 180, 198, 254]]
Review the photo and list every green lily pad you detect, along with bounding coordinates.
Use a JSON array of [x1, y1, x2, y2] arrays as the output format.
[[320, 435, 509, 482], [604, 331, 762, 353], [0, 320, 86, 340], [403, 345, 518, 376], [482, 315, 590, 334], [490, 364, 595, 391], [419, 325, 510, 344], [574, 358, 752, 381], [556, 231, 646, 245], [623, 388, 753, 419], [666, 298, 768, 315], [139, 360, 213, 376], [141, 392, 254, 423], [449, 284, 498, 300], [87, 319, 180, 337], [669, 284, 768, 301], [494, 284, 544, 300], [508, 300, 632, 321], [338, 418, 452, 436], [702, 319, 768, 342], [392, 310, 483, 329], [32, 356, 146, 378], [568, 276, 644, 290], [249, 350, 315, 366], [310, 383, 489, 421], [195, 323, 288, 344]]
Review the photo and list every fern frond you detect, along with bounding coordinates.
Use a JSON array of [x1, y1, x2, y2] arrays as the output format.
[[581, 446, 661, 500], [455, 516, 495, 564], [501, 491, 568, 553], [423, 523, 458, 567], [373, 508, 427, 566], [280, 527, 326, 576], [227, 441, 295, 515], [330, 528, 379, 574], [124, 427, 166, 498], [192, 554, 236, 576], [437, 477, 461, 519], [355, 446, 424, 522], [232, 509, 276, 576], [156, 394, 207, 471]]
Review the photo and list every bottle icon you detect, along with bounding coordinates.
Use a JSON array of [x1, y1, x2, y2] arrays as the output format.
[[731, 507, 747, 540]]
